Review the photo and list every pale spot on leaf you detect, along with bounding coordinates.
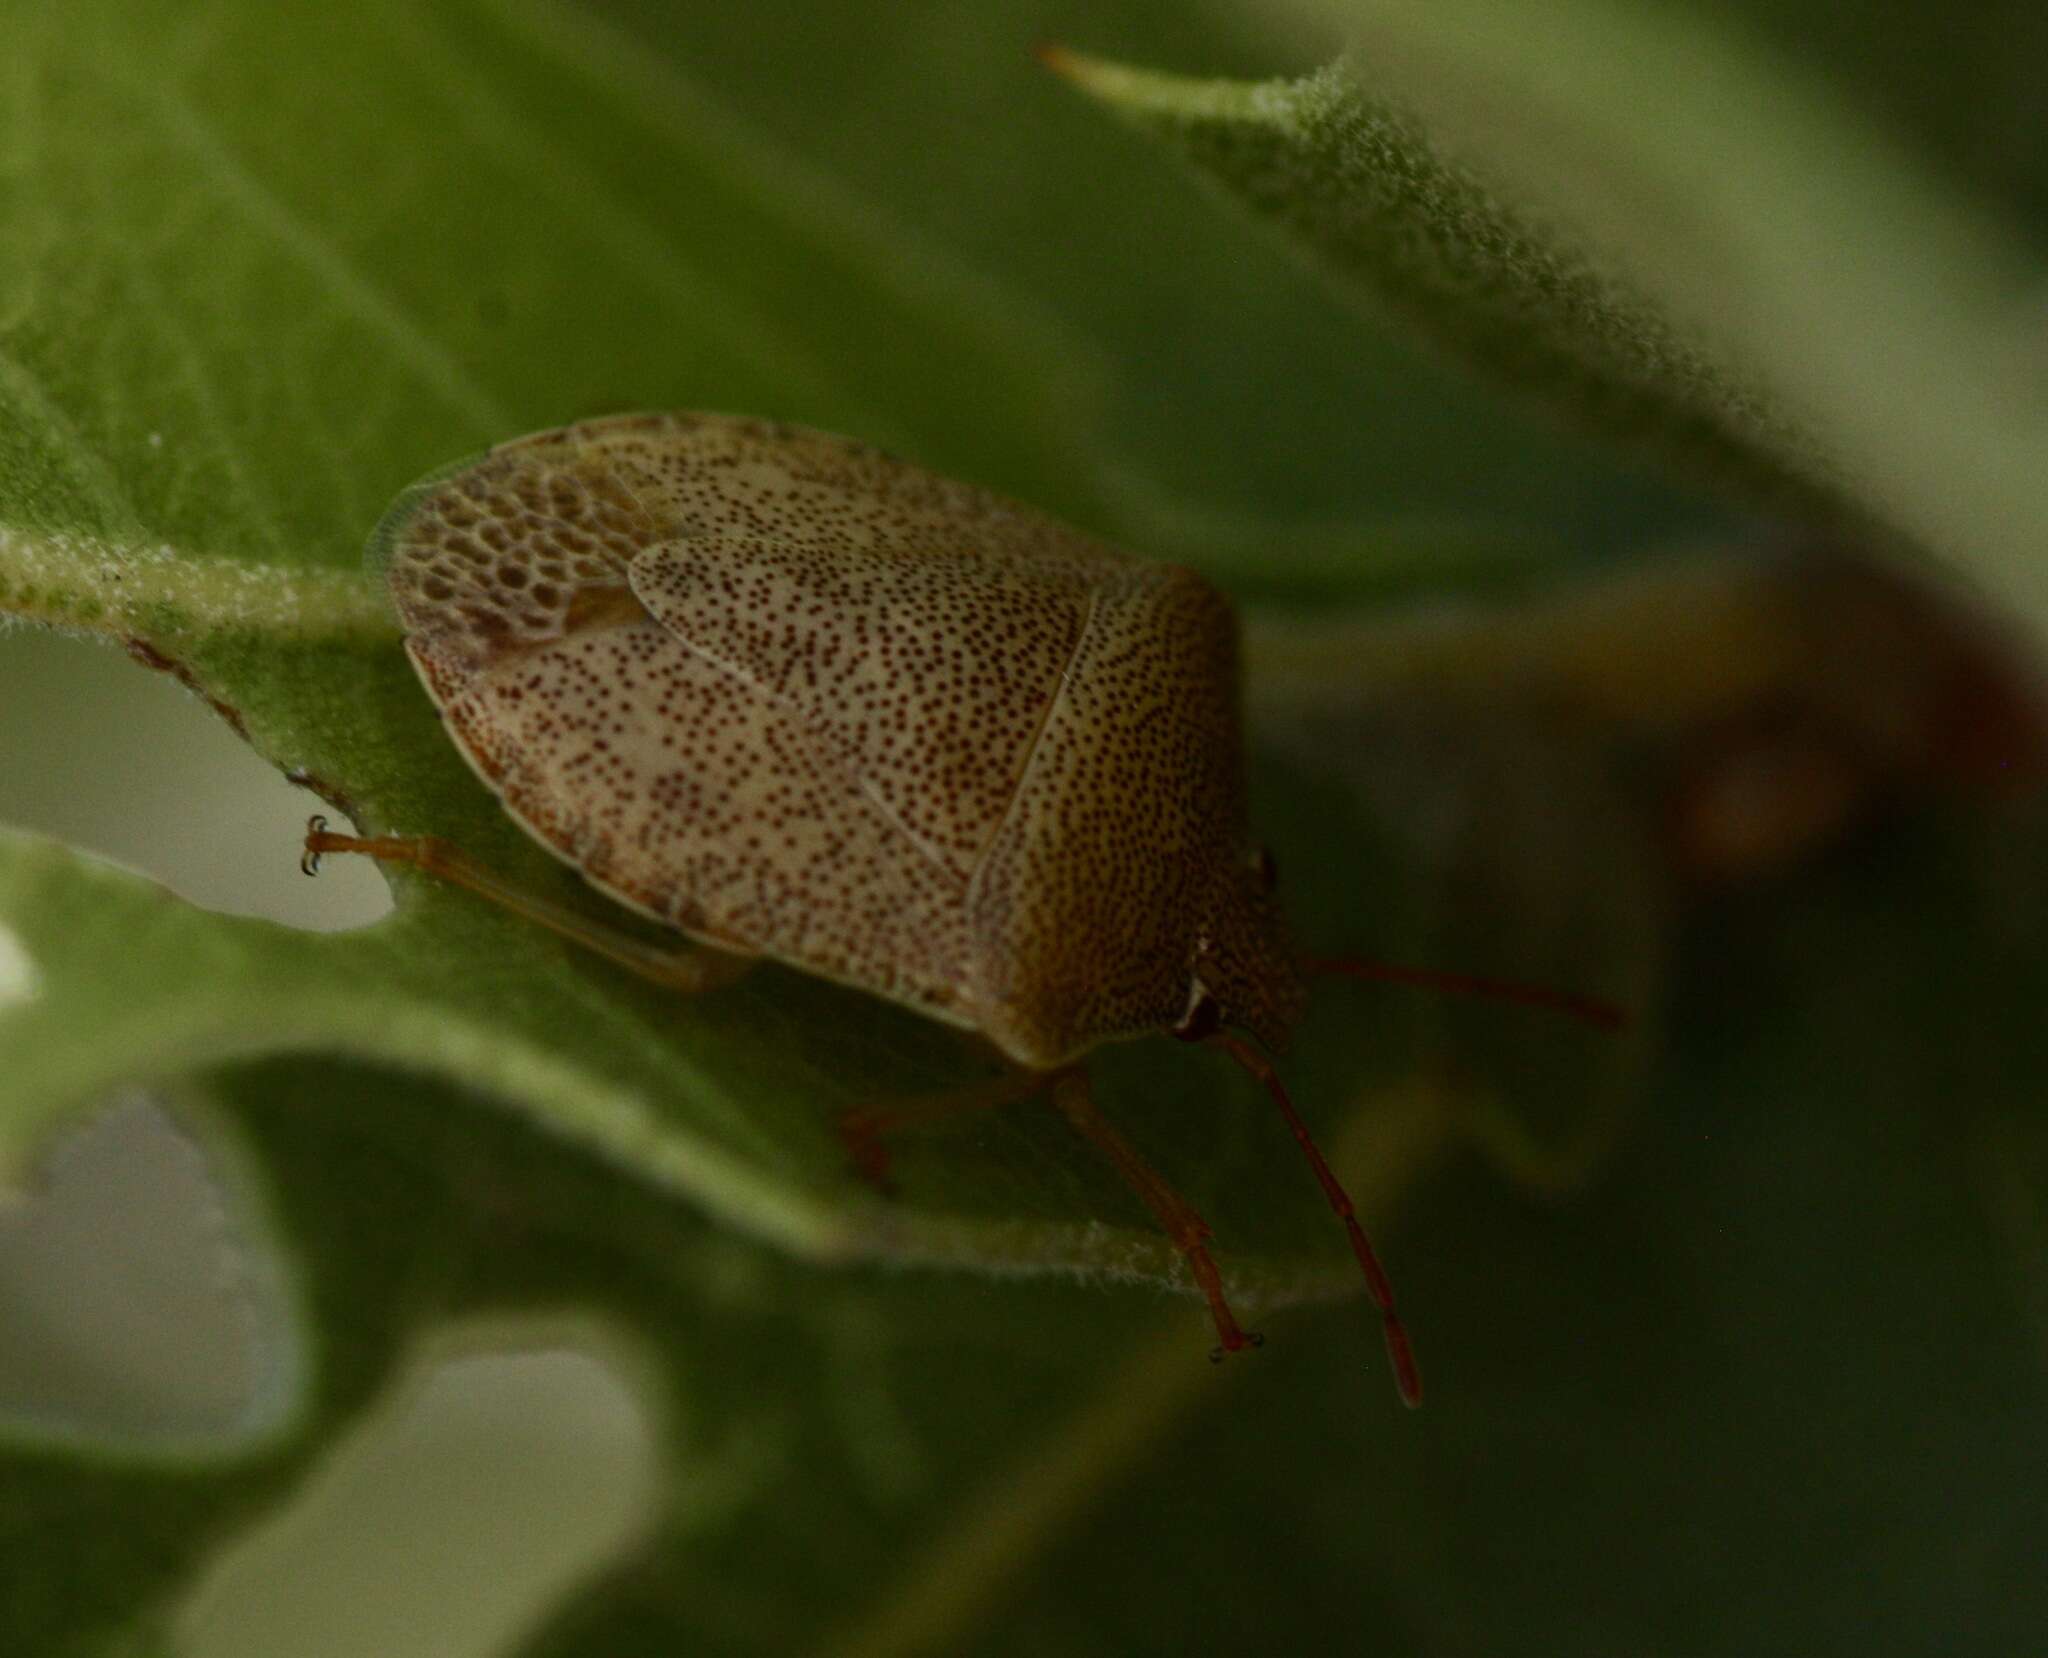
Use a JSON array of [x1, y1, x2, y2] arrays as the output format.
[[179, 1334, 661, 1658], [0, 921, 36, 1010], [0, 1097, 294, 1445]]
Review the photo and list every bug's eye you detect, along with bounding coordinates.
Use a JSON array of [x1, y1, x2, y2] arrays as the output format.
[[1172, 984, 1223, 1043], [1251, 846, 1279, 893]]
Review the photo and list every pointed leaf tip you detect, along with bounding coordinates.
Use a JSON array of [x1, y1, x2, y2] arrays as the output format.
[[1049, 51, 1846, 528]]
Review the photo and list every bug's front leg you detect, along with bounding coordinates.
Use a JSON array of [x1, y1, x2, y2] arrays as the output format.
[[300, 816, 754, 994], [1049, 1068, 1261, 1359]]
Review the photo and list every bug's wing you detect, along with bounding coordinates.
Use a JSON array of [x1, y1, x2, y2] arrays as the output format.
[[627, 535, 1101, 883], [592, 417, 1124, 882], [371, 420, 983, 1024], [414, 616, 979, 1021], [371, 434, 652, 688]]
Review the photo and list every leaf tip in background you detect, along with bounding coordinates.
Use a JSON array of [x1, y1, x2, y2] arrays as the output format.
[[1040, 41, 1851, 534]]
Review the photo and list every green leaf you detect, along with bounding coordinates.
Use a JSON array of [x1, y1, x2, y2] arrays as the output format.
[[10, 821, 2044, 1655], [1049, 6, 2048, 634], [1313, 0, 2048, 595], [0, 1054, 1190, 1653], [1042, 48, 1830, 522], [0, 729, 1654, 1646]]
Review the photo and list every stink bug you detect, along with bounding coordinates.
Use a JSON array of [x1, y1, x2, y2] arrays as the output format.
[[305, 412, 1622, 1405]]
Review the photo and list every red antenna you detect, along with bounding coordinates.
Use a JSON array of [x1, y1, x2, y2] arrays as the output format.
[[1307, 956, 1629, 1032], [1208, 1032, 1424, 1409], [1205, 960, 1625, 1406]]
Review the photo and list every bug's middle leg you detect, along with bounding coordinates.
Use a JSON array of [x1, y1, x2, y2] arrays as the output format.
[[838, 1067, 1056, 1192], [1050, 1067, 1260, 1357], [301, 816, 754, 993]]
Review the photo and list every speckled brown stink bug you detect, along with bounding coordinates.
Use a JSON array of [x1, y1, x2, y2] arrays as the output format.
[[305, 412, 1623, 1406]]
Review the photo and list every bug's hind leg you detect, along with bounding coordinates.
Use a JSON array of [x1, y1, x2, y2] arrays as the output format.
[[1050, 1068, 1260, 1358], [839, 1068, 1056, 1194], [300, 816, 753, 994]]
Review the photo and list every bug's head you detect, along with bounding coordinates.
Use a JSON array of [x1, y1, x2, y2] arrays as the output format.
[[1168, 840, 1307, 1053]]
